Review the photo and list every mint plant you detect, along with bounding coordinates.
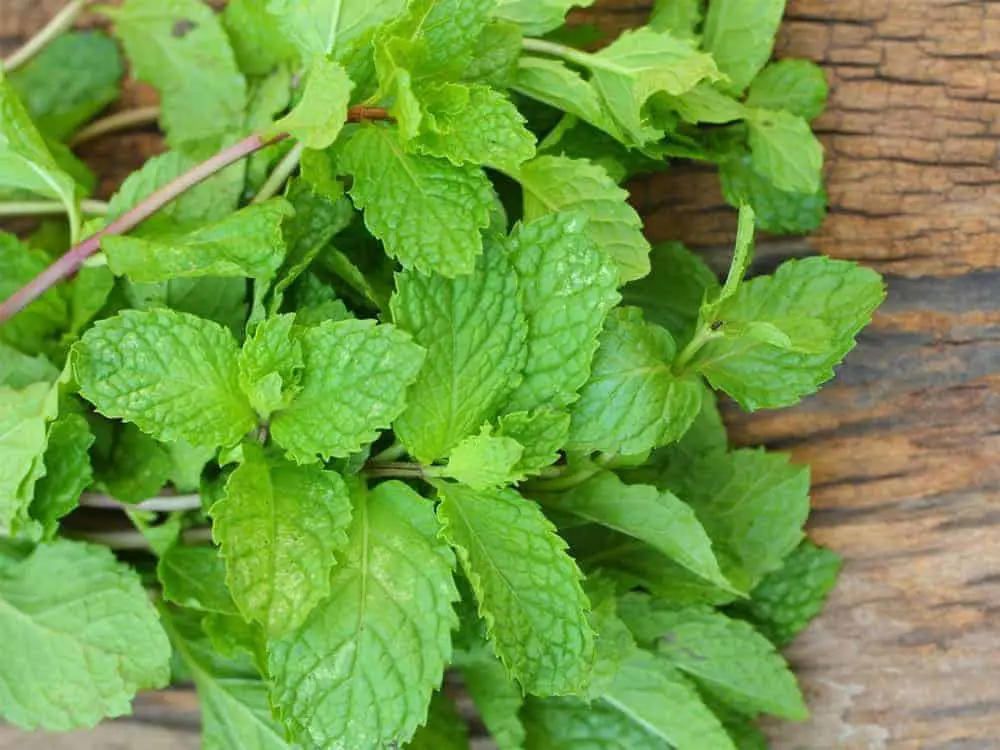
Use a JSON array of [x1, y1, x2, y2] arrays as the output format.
[[0, 0, 883, 747]]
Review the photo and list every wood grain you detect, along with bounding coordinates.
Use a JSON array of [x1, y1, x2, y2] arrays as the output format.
[[2, 0, 999, 747]]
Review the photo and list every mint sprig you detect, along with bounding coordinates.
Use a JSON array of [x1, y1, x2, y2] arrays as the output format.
[[0, 1, 884, 747]]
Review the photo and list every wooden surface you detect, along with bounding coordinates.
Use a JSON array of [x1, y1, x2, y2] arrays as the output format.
[[3, 0, 1000, 747]]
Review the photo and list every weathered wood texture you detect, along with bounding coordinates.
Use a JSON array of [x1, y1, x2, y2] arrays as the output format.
[[2, 0, 1000, 747]]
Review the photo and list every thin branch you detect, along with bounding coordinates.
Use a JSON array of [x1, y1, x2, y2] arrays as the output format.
[[79, 492, 203, 513], [362, 461, 427, 480], [0, 133, 282, 322], [67, 526, 213, 551], [252, 142, 304, 204], [0, 199, 109, 218], [2, 0, 88, 73], [0, 106, 392, 325], [371, 440, 407, 463], [69, 106, 162, 146]]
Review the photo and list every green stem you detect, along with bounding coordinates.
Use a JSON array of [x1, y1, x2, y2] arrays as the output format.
[[252, 142, 304, 204], [371, 440, 407, 463], [66, 526, 212, 551], [2, 0, 89, 73], [521, 37, 593, 69], [0, 199, 109, 218], [525, 463, 601, 492], [68, 106, 161, 146], [673, 324, 719, 374], [362, 461, 427, 480]]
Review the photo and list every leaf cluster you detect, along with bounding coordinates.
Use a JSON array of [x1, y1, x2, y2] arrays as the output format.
[[0, 0, 880, 747]]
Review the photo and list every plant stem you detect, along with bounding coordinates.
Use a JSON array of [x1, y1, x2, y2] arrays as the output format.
[[0, 133, 283, 323], [362, 461, 427, 480], [252, 142, 304, 204], [79, 492, 203, 513], [521, 37, 593, 69], [371, 440, 407, 463], [672, 324, 720, 374], [2, 0, 88, 73], [67, 526, 212, 551], [68, 106, 162, 146], [525, 463, 601, 492], [0, 199, 109, 218], [0, 106, 391, 325]]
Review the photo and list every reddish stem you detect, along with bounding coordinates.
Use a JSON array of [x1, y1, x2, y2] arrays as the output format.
[[0, 106, 391, 324]]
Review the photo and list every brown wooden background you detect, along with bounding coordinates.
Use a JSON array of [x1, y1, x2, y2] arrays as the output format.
[[2, 0, 1000, 747]]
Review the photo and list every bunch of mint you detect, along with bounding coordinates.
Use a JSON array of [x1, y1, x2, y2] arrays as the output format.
[[0, 0, 884, 747]]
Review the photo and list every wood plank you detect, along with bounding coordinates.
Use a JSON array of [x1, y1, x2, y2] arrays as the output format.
[[2, 1, 1000, 747]]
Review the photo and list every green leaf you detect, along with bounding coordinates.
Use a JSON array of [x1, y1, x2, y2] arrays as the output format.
[[746, 59, 828, 121], [75, 309, 257, 448], [68, 264, 115, 336], [270, 318, 425, 462], [582, 577, 637, 698], [94, 423, 172, 505], [720, 152, 827, 235], [455, 638, 526, 750], [543, 471, 732, 591], [436, 482, 593, 695], [0, 383, 57, 533], [465, 20, 523, 86], [621, 602, 807, 719], [649, 0, 703, 39], [340, 125, 494, 276], [412, 83, 536, 172], [391, 237, 526, 461], [407, 691, 470, 750], [518, 155, 650, 283], [568, 526, 738, 606], [269, 481, 458, 749], [105, 150, 242, 236], [238, 314, 304, 419], [157, 545, 239, 615], [442, 430, 524, 489], [494, 0, 596, 35], [162, 607, 289, 750], [7, 31, 123, 141], [376, 0, 497, 83], [0, 72, 79, 236], [29, 415, 93, 537], [523, 695, 671, 750], [600, 649, 736, 749], [0, 540, 171, 730], [726, 540, 842, 646], [587, 28, 722, 146], [746, 109, 823, 194], [513, 58, 624, 143], [690, 257, 885, 410], [167, 440, 215, 493], [0, 234, 68, 356], [266, 0, 406, 59], [125, 277, 249, 335], [503, 213, 621, 413], [104, 199, 294, 283], [674, 449, 810, 588], [567, 308, 703, 455], [0, 344, 59, 389], [211, 444, 351, 637], [703, 0, 786, 93], [266, 58, 353, 149], [621, 242, 720, 346], [222, 0, 298, 76], [496, 408, 571, 476], [660, 82, 746, 124], [270, 169, 353, 310], [105, 0, 247, 153]]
